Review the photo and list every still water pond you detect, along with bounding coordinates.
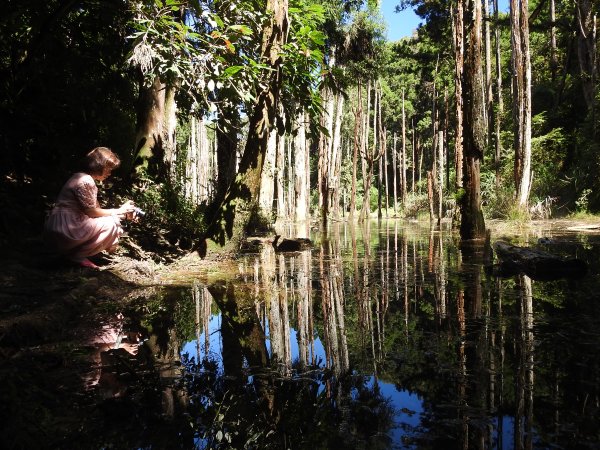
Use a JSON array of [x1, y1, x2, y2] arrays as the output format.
[[119, 221, 600, 449]]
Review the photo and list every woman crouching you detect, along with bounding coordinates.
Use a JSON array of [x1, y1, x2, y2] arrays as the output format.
[[44, 147, 135, 269]]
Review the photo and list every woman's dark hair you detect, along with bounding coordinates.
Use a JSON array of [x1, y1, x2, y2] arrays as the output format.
[[83, 147, 120, 176]]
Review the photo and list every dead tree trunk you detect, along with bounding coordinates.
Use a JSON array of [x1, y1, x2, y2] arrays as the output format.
[[294, 110, 309, 221], [350, 82, 362, 220], [401, 88, 407, 203], [330, 93, 344, 220], [437, 130, 444, 226], [494, 0, 504, 188], [452, 3, 465, 190], [511, 0, 532, 208], [427, 170, 436, 224], [392, 133, 398, 215]]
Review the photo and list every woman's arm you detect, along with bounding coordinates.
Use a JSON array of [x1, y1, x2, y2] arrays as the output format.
[[84, 200, 135, 218], [75, 175, 135, 218]]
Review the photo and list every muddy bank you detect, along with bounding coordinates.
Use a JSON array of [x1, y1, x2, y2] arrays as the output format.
[[0, 232, 201, 448]]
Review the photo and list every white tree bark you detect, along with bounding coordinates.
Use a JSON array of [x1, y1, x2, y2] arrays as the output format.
[[294, 111, 309, 221], [330, 93, 344, 219], [276, 132, 286, 219], [259, 126, 278, 215], [510, 0, 532, 207]]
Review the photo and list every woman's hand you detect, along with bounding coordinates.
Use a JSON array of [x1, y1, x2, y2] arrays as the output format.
[[116, 200, 135, 216]]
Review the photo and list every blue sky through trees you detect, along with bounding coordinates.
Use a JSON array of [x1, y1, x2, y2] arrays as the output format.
[[381, 0, 511, 41]]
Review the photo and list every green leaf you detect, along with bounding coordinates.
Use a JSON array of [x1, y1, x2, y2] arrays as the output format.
[[223, 66, 244, 77], [308, 4, 324, 14], [229, 24, 252, 35], [214, 15, 225, 28], [309, 31, 325, 46]]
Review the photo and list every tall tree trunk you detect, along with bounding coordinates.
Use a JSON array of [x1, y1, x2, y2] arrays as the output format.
[[330, 93, 344, 220], [350, 82, 362, 220], [187, 116, 199, 204], [575, 0, 597, 127], [427, 170, 436, 224], [163, 86, 177, 179], [375, 85, 382, 219], [378, 157, 383, 219], [197, 118, 211, 202], [360, 81, 385, 222], [511, 0, 532, 208], [294, 111, 309, 221], [383, 130, 389, 217], [318, 46, 337, 226], [437, 130, 444, 227], [549, 0, 558, 83], [393, 133, 398, 215], [453, 3, 465, 189], [276, 131, 286, 219], [444, 88, 450, 192], [411, 120, 416, 194], [259, 127, 278, 216], [431, 55, 440, 169], [460, 0, 487, 240], [417, 134, 423, 194], [317, 100, 331, 225], [286, 136, 294, 219], [494, 0, 504, 188], [359, 81, 372, 221], [484, 0, 493, 147], [203, 0, 288, 253], [401, 88, 407, 203]]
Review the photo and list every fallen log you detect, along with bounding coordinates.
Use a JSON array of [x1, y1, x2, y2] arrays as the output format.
[[566, 224, 600, 232], [492, 241, 587, 280]]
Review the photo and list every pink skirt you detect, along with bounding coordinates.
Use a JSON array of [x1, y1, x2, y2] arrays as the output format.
[[44, 207, 123, 260]]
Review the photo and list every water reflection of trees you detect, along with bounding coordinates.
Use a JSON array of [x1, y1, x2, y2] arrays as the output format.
[[178, 236, 394, 448], [165, 222, 599, 448]]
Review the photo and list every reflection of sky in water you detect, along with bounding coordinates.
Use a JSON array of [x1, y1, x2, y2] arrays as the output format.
[[171, 222, 600, 448], [370, 376, 423, 436], [181, 313, 223, 365], [493, 417, 516, 450], [181, 310, 426, 444]]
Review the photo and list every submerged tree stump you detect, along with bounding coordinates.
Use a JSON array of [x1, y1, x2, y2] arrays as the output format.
[[492, 241, 587, 280], [239, 235, 313, 254]]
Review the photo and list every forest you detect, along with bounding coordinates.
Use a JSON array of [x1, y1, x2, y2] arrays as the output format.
[[2, 0, 599, 252], [2, 1, 600, 448]]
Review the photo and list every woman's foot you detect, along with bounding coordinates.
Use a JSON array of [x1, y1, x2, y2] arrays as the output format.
[[78, 258, 99, 269]]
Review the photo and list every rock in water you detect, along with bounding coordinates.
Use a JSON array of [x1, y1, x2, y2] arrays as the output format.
[[493, 240, 587, 280]]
